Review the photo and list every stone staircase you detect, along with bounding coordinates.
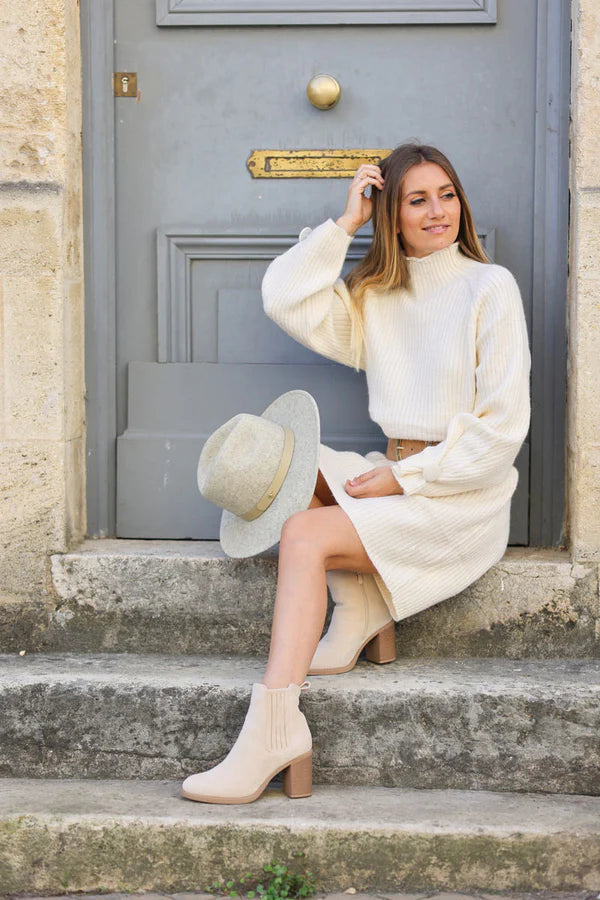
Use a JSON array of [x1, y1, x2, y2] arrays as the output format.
[[0, 541, 599, 894]]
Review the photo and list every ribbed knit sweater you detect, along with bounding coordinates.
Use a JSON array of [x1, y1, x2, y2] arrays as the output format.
[[261, 218, 531, 621]]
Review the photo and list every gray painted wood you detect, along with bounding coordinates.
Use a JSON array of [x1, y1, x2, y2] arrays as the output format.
[[117, 361, 380, 538], [157, 228, 495, 363], [155, 0, 497, 27], [114, 0, 537, 541], [217, 289, 326, 364], [529, 0, 571, 546], [79, 0, 567, 544], [80, 0, 117, 538]]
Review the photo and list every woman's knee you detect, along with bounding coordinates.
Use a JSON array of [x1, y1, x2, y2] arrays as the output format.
[[280, 509, 327, 555], [281, 506, 378, 574]]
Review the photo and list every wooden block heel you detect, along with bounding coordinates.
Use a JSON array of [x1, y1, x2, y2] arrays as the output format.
[[365, 621, 396, 664], [282, 751, 312, 799]]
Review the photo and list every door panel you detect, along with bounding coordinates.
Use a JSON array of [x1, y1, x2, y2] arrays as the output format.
[[155, 0, 498, 27], [113, 0, 537, 540]]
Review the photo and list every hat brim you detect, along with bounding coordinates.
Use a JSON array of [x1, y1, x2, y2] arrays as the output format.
[[219, 390, 320, 558]]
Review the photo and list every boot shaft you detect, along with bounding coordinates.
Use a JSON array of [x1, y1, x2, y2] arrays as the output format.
[[245, 682, 311, 755]]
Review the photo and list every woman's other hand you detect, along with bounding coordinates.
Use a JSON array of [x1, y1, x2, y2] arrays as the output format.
[[344, 466, 403, 498], [336, 164, 385, 236]]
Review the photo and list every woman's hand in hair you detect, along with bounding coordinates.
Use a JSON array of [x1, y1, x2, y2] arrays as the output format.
[[344, 466, 403, 498], [336, 164, 385, 236]]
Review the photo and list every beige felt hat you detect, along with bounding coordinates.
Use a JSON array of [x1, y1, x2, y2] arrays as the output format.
[[197, 390, 320, 558]]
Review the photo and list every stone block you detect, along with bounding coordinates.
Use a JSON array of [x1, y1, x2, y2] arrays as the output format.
[[0, 550, 53, 599], [0, 87, 67, 133], [64, 434, 86, 544], [1, 780, 599, 894], [0, 0, 81, 183], [0, 277, 4, 437], [576, 192, 600, 281], [40, 543, 600, 657], [0, 5, 69, 177], [0, 129, 67, 183], [567, 424, 600, 562], [0, 592, 55, 651], [63, 280, 85, 442], [0, 195, 62, 277], [63, 0, 83, 140], [568, 279, 600, 413], [0, 441, 68, 594], [3, 275, 64, 440], [62, 175, 83, 279], [0, 5, 66, 88], [46, 541, 280, 655], [569, 493, 600, 562], [1, 654, 598, 794], [394, 548, 600, 657], [573, 0, 600, 186], [567, 190, 600, 560], [0, 0, 85, 600]]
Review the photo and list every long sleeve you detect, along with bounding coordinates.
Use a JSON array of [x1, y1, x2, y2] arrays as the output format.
[[392, 266, 531, 497], [261, 218, 366, 371]]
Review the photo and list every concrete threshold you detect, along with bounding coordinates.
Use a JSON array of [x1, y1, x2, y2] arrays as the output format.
[[0, 780, 598, 894]]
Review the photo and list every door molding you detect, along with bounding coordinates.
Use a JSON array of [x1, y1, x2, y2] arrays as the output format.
[[157, 231, 375, 364], [529, 0, 570, 545], [156, 0, 497, 27], [156, 228, 495, 364], [80, 0, 117, 538], [82, 0, 570, 543]]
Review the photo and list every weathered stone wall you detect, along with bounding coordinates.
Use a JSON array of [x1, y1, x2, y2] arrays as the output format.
[[567, 0, 600, 560], [0, 0, 85, 596]]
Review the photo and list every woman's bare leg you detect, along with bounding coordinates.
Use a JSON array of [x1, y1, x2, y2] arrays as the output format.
[[262, 505, 378, 689], [308, 468, 338, 508]]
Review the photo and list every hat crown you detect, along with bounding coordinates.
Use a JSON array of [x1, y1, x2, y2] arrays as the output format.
[[198, 413, 291, 517]]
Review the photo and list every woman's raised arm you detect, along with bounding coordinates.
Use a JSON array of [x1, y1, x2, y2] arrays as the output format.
[[261, 165, 384, 372]]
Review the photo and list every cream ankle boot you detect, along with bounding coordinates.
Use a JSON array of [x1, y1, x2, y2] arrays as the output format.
[[181, 682, 312, 804], [308, 571, 396, 675]]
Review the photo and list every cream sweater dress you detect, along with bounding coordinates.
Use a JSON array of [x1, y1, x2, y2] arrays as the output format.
[[261, 218, 531, 622]]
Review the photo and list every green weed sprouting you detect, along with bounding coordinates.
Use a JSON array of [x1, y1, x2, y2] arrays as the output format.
[[206, 856, 315, 900]]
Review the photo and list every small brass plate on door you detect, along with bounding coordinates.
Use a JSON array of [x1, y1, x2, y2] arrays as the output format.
[[113, 72, 138, 97], [247, 149, 391, 178]]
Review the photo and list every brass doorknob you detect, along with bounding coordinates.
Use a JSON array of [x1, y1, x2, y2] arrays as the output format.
[[306, 74, 341, 110]]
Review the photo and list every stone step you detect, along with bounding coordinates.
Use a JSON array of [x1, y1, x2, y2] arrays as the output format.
[[1, 654, 599, 793], [0, 779, 599, 894], [2, 541, 598, 658], [5, 894, 593, 900]]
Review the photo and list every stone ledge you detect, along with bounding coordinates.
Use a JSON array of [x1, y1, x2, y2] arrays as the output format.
[[0, 544, 596, 657], [0, 779, 598, 894], [1, 654, 598, 793], [6, 542, 593, 657]]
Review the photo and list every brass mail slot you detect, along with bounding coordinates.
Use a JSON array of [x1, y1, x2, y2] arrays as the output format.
[[247, 149, 392, 178]]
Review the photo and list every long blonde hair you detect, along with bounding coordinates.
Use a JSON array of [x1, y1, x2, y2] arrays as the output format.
[[344, 143, 489, 370]]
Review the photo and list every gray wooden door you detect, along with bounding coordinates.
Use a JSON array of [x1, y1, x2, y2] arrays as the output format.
[[83, 0, 569, 544]]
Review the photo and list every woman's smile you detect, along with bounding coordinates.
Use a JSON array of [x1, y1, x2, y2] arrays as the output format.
[[398, 161, 461, 257]]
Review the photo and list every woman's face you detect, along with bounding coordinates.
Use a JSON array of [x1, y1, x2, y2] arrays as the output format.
[[397, 161, 461, 258]]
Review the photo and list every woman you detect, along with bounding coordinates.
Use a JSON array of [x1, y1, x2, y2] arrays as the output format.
[[181, 142, 531, 805]]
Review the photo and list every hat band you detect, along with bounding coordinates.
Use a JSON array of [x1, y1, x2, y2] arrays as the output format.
[[240, 427, 295, 522]]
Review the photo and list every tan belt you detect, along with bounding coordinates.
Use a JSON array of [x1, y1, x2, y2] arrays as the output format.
[[386, 437, 440, 462]]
